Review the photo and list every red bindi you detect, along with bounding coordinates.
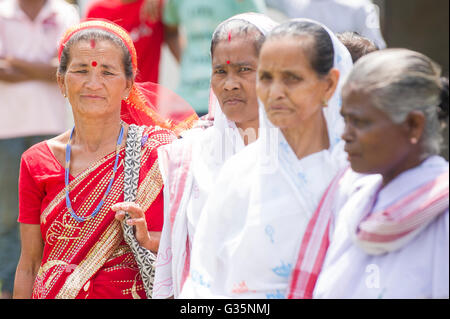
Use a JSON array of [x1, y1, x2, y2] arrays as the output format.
[[228, 31, 232, 42], [226, 60, 230, 65], [91, 61, 97, 67]]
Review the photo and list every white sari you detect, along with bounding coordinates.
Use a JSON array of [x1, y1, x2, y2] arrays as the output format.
[[153, 13, 278, 299], [314, 155, 449, 299], [180, 19, 353, 298]]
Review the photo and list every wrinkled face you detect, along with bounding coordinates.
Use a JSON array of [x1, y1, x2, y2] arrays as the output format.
[[58, 39, 132, 118], [341, 87, 413, 176], [211, 35, 260, 126], [257, 35, 337, 130]]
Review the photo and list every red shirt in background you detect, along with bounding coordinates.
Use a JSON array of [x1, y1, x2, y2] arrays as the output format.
[[86, 0, 164, 83]]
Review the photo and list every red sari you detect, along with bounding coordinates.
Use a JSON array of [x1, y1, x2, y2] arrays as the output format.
[[18, 126, 175, 299]]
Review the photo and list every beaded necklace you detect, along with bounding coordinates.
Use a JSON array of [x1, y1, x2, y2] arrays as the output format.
[[65, 124, 124, 222]]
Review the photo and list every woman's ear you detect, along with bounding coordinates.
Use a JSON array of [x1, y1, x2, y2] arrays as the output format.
[[56, 73, 66, 97], [124, 78, 134, 99], [405, 111, 426, 144], [323, 68, 340, 101]]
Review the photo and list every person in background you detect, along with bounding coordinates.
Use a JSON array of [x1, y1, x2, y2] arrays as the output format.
[[160, 0, 266, 117], [180, 19, 353, 298], [85, 0, 164, 83], [336, 31, 378, 62], [266, 0, 386, 49], [152, 13, 278, 299], [0, 0, 79, 299], [74, 0, 92, 16], [312, 49, 449, 299]]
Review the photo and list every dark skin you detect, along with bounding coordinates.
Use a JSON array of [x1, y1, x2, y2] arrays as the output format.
[[257, 35, 339, 160], [211, 35, 260, 144], [340, 84, 427, 187]]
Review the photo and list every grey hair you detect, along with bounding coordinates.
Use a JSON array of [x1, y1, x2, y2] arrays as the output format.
[[344, 48, 449, 156], [210, 19, 266, 57], [263, 19, 334, 77], [58, 28, 134, 80]]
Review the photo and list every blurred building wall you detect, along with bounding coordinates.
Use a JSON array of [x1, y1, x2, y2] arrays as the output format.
[[374, 0, 449, 159]]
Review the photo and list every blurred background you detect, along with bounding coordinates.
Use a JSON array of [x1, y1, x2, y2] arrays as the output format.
[[372, 0, 449, 159]]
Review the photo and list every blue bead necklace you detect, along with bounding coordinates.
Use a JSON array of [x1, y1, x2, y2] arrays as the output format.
[[65, 124, 124, 222]]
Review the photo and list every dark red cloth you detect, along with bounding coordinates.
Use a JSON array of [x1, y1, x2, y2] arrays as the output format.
[[85, 0, 164, 83]]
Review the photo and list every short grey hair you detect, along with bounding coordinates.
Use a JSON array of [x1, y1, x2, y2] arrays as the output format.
[[210, 19, 265, 57], [263, 20, 334, 77], [58, 28, 134, 80], [344, 48, 449, 156]]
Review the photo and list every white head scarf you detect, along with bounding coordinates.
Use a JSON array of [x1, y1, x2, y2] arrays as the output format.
[[154, 13, 278, 299], [204, 12, 281, 170], [179, 18, 354, 298], [258, 18, 353, 174], [254, 18, 353, 217], [210, 12, 284, 152]]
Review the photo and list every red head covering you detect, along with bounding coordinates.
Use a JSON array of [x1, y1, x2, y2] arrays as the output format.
[[58, 19, 198, 136]]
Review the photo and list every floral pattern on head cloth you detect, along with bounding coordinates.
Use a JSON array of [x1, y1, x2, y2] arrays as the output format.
[[58, 19, 198, 136]]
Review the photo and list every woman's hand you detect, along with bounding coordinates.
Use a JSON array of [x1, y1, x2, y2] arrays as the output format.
[[112, 202, 152, 248]]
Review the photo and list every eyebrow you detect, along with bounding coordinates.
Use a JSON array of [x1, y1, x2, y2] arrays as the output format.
[[282, 70, 297, 75], [72, 63, 117, 70], [213, 61, 255, 69], [257, 69, 302, 77]]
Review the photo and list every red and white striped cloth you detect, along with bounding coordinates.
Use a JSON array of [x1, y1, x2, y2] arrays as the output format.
[[353, 170, 449, 255], [288, 168, 449, 298], [287, 167, 350, 299]]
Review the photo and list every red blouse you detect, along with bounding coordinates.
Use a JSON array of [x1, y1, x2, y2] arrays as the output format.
[[18, 140, 164, 231]]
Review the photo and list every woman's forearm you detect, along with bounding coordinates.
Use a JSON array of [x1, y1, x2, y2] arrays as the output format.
[[14, 224, 44, 299], [13, 262, 40, 299], [7, 58, 58, 82]]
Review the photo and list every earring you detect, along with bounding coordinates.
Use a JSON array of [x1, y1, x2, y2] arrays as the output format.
[[410, 137, 418, 144], [322, 99, 328, 107]]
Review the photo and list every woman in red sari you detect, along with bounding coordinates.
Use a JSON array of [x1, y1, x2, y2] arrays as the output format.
[[13, 20, 197, 299]]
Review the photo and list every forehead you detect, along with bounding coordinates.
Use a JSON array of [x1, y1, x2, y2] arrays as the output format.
[[259, 35, 315, 71], [212, 35, 259, 62], [68, 39, 124, 66], [341, 86, 392, 119]]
